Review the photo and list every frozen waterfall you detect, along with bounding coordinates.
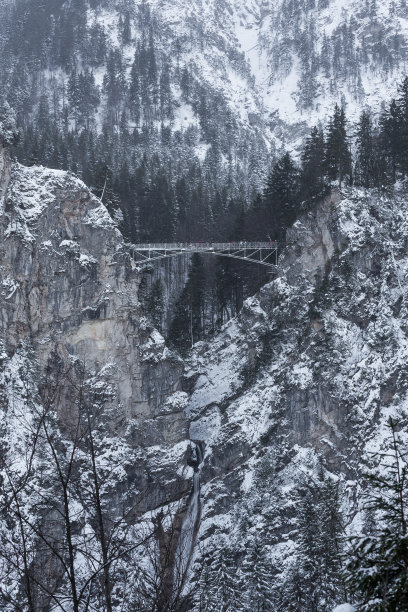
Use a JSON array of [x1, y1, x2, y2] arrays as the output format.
[[173, 444, 203, 588]]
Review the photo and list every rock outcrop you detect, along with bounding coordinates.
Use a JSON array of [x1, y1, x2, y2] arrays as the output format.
[[185, 185, 408, 601], [0, 145, 190, 499]]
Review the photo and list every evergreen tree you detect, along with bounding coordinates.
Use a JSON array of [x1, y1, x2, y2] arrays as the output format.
[[145, 169, 176, 241], [103, 49, 126, 125], [168, 254, 206, 354], [297, 490, 323, 611], [324, 104, 352, 187], [180, 68, 191, 102], [77, 69, 100, 128], [355, 110, 375, 188], [188, 253, 206, 342], [67, 69, 80, 128], [120, 10, 132, 46], [379, 99, 401, 184], [159, 63, 173, 121], [300, 125, 326, 201], [114, 162, 138, 241], [263, 152, 299, 237], [199, 538, 241, 611], [319, 478, 346, 606], [396, 76, 408, 175], [281, 475, 345, 612], [346, 418, 408, 611], [242, 536, 275, 611], [129, 50, 141, 125], [88, 22, 107, 67]]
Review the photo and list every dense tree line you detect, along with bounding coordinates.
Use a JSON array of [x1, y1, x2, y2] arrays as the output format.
[[0, 0, 266, 246], [1, 0, 408, 253]]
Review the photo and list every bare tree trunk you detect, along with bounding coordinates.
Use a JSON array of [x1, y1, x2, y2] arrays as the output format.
[[85, 404, 113, 612]]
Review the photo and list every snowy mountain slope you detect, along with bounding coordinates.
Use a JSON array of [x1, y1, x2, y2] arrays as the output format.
[[1, 0, 407, 253], [1, 148, 408, 608], [3, 0, 407, 167], [85, 0, 408, 149], [185, 183, 408, 606]]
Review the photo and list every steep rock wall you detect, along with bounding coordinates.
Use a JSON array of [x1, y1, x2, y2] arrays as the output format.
[[185, 186, 408, 598], [0, 147, 190, 502]]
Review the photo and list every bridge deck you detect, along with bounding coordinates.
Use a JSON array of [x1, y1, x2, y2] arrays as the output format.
[[132, 241, 277, 251], [128, 242, 279, 270]]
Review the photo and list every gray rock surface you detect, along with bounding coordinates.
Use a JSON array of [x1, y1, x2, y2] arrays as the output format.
[[0, 146, 189, 494], [184, 185, 408, 594]]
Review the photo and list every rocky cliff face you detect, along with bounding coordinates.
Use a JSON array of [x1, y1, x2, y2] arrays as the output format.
[[0, 144, 10, 205], [0, 144, 191, 512], [184, 184, 408, 604], [2, 145, 408, 609]]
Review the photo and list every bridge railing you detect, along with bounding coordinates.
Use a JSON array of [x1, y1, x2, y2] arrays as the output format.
[[130, 241, 278, 251]]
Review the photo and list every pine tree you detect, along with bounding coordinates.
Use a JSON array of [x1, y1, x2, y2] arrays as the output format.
[[159, 63, 173, 121], [355, 110, 374, 188], [242, 536, 275, 611], [180, 68, 191, 102], [120, 10, 132, 46], [300, 125, 326, 201], [379, 99, 402, 184], [67, 69, 80, 128], [396, 76, 408, 175], [297, 490, 323, 611], [346, 418, 408, 611], [147, 169, 176, 241], [188, 253, 206, 343], [103, 49, 126, 125], [168, 254, 206, 354], [263, 152, 299, 237], [114, 162, 138, 241], [319, 477, 346, 607], [324, 104, 352, 187], [281, 475, 345, 612], [199, 538, 241, 611], [129, 50, 141, 125]]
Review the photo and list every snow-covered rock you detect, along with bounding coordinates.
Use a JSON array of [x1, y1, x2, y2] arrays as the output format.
[[333, 605, 356, 612], [184, 184, 408, 602], [0, 144, 189, 498]]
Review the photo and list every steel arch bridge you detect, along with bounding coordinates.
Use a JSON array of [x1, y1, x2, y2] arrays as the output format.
[[128, 242, 279, 271]]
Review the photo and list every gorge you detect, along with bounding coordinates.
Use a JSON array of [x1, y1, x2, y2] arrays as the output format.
[[1, 138, 408, 609]]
